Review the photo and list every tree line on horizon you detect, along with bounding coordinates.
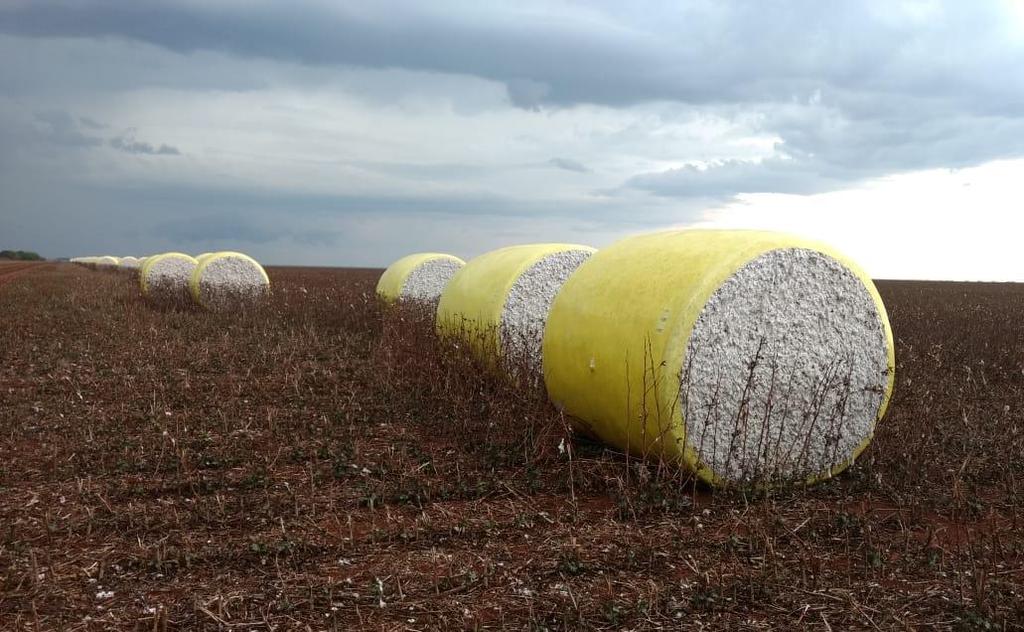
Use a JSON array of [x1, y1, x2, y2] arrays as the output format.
[[0, 250, 44, 261]]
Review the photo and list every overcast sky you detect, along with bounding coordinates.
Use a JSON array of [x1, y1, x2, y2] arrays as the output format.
[[2, 1, 1023, 279]]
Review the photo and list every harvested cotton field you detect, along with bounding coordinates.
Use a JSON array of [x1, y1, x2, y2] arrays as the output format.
[[139, 252, 198, 303], [1, 263, 1023, 629], [189, 251, 270, 310], [377, 253, 465, 305], [437, 244, 595, 375]]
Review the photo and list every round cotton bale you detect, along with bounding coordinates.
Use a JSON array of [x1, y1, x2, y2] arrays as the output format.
[[97, 256, 120, 270], [436, 243, 595, 373], [376, 253, 466, 305], [140, 252, 198, 303], [195, 252, 217, 266], [118, 256, 141, 271], [189, 251, 270, 310], [542, 230, 895, 487]]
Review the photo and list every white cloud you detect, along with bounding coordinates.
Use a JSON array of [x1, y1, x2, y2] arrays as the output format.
[[689, 159, 1024, 281], [2, 3, 1024, 278]]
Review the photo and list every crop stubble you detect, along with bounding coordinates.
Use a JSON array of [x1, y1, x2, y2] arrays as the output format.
[[0, 264, 1022, 630]]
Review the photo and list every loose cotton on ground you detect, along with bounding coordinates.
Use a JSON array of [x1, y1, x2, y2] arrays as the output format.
[[377, 253, 465, 305], [542, 230, 894, 488], [140, 252, 198, 303], [189, 251, 270, 310], [436, 243, 595, 375]]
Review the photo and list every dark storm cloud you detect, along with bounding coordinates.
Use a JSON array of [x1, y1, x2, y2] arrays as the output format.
[[78, 116, 107, 130], [2, 0, 1023, 201], [549, 158, 591, 174], [1, 1, 1018, 109], [629, 97, 1024, 199], [0, 1, 659, 105], [109, 131, 181, 156], [628, 158, 837, 200], [33, 110, 102, 147], [17, 110, 180, 157]]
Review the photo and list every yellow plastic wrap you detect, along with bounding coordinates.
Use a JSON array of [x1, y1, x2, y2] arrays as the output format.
[[376, 253, 465, 304], [138, 254, 160, 282], [436, 243, 595, 361], [189, 251, 270, 309], [542, 230, 895, 487]]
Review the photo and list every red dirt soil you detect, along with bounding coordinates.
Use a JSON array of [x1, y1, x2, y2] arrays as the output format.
[[0, 264, 1022, 630], [0, 262, 47, 288]]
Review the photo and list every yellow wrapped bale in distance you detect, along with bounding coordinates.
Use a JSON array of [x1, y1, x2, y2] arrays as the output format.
[[542, 230, 894, 487], [189, 251, 270, 310], [377, 253, 465, 305], [140, 252, 198, 302], [118, 256, 141, 272], [97, 256, 120, 269], [437, 243, 595, 372]]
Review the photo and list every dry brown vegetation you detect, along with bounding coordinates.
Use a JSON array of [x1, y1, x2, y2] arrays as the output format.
[[1, 264, 1023, 630]]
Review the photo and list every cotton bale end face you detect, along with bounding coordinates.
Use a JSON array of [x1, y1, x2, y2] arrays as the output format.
[[98, 256, 120, 269], [542, 230, 894, 488], [436, 243, 595, 374], [140, 252, 198, 304], [376, 253, 465, 306], [189, 251, 270, 310]]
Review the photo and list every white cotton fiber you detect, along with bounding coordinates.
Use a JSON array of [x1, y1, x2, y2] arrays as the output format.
[[400, 258, 464, 303], [681, 247, 890, 483], [500, 249, 593, 373], [190, 252, 270, 310], [141, 253, 198, 303]]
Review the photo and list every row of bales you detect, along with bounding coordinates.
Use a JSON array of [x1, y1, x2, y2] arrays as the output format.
[[70, 252, 269, 310], [377, 230, 895, 489]]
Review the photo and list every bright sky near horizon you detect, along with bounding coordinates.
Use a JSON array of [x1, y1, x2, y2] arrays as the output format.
[[2, 1, 1023, 280]]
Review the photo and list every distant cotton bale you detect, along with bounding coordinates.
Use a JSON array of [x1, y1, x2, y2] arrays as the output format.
[[189, 251, 270, 310], [543, 230, 895, 487], [377, 253, 465, 306], [436, 243, 595, 373], [118, 256, 141, 271], [97, 256, 120, 270], [140, 252, 198, 303]]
